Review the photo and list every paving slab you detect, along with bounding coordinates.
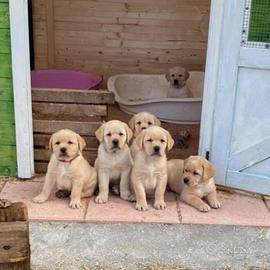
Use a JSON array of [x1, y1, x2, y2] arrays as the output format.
[[0, 181, 6, 192], [86, 192, 180, 224], [179, 190, 270, 227], [0, 181, 86, 222], [264, 196, 270, 212]]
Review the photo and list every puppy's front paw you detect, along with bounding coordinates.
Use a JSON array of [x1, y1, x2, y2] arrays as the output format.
[[95, 194, 108, 204], [198, 203, 211, 212], [210, 200, 221, 209], [135, 202, 148, 211], [69, 199, 82, 209], [120, 190, 131, 201], [33, 194, 47, 204], [154, 201, 166, 210]]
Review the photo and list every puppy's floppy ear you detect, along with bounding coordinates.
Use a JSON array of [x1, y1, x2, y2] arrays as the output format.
[[154, 116, 161, 126], [184, 70, 190, 81], [124, 123, 133, 143], [48, 133, 54, 151], [128, 115, 136, 131], [77, 134, 86, 151], [95, 123, 105, 143], [202, 158, 215, 181], [166, 130, 174, 151], [165, 73, 170, 82], [135, 130, 145, 150]]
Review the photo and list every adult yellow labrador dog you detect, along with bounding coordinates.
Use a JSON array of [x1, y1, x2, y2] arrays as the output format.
[[33, 129, 97, 209], [167, 156, 221, 212], [131, 126, 174, 211], [95, 120, 133, 203]]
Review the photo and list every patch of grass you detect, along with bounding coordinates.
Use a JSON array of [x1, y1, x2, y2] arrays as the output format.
[[248, 0, 270, 43]]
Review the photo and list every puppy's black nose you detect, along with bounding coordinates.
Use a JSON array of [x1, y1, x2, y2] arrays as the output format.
[[184, 177, 189, 184], [60, 147, 67, 154], [174, 79, 179, 85], [154, 146, 160, 152], [141, 127, 147, 130], [112, 139, 119, 146]]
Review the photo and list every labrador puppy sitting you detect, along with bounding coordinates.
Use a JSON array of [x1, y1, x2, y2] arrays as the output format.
[[165, 66, 192, 98], [33, 129, 97, 209], [131, 126, 174, 211], [167, 156, 221, 212], [95, 120, 133, 203], [128, 112, 161, 158]]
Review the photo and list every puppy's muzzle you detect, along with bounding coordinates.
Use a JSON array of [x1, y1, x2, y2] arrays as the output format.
[[112, 139, 119, 148], [60, 147, 67, 156], [183, 177, 189, 185], [152, 145, 160, 155]]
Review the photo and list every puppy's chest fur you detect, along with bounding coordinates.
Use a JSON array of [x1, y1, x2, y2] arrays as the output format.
[[193, 178, 216, 198], [56, 163, 74, 190], [167, 85, 190, 98]]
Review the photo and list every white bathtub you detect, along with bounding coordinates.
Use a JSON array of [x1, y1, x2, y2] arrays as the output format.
[[107, 71, 204, 124]]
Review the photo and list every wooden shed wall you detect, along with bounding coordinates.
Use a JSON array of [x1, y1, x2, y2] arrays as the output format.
[[32, 0, 210, 84]]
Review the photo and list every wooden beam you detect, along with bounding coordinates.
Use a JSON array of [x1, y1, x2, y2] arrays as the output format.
[[46, 0, 55, 67], [32, 89, 115, 104]]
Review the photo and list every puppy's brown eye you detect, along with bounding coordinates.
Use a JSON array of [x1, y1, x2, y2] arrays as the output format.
[[147, 139, 153, 142], [194, 171, 199, 176], [172, 74, 175, 77], [68, 141, 73, 144], [160, 139, 165, 143], [55, 141, 60, 145], [106, 133, 112, 137], [137, 121, 141, 125], [119, 132, 124, 136], [179, 74, 182, 77], [148, 122, 152, 125]]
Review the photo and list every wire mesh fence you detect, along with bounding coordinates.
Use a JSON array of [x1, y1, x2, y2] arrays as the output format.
[[242, 0, 270, 49]]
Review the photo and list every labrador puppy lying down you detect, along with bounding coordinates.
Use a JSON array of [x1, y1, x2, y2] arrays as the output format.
[[166, 66, 192, 98], [33, 129, 97, 209], [131, 126, 174, 211], [167, 156, 221, 212], [95, 120, 133, 203], [128, 112, 161, 158]]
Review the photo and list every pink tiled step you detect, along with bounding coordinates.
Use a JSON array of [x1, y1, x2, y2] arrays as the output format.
[[179, 191, 270, 227]]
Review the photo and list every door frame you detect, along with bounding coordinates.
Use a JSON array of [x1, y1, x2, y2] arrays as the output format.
[[9, 0, 227, 179], [9, 0, 34, 178]]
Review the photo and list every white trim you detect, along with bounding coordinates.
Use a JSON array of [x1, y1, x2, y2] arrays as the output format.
[[199, 0, 225, 157], [9, 0, 34, 178]]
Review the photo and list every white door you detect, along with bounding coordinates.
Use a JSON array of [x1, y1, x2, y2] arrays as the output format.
[[201, 0, 270, 195]]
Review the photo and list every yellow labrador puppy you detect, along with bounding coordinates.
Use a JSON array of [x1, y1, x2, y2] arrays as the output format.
[[165, 66, 192, 98], [33, 129, 97, 209], [131, 126, 174, 211], [128, 112, 161, 158], [95, 120, 133, 203], [167, 156, 221, 212]]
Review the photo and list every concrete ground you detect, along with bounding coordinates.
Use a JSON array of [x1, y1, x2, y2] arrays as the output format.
[[30, 222, 270, 270]]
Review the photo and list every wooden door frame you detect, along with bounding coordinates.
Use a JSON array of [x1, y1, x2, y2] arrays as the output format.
[[200, 0, 246, 186], [9, 0, 34, 178]]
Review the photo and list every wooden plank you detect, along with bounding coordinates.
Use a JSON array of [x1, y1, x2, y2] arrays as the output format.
[[0, 29, 11, 54], [0, 166, 17, 176], [34, 133, 98, 149], [0, 101, 15, 123], [0, 123, 16, 145], [0, 54, 12, 78], [34, 148, 97, 163], [0, 202, 28, 222], [0, 3, 9, 28], [46, 0, 55, 67], [31, 89, 114, 104], [0, 222, 29, 264], [32, 102, 107, 121], [0, 146, 17, 167], [33, 120, 101, 136], [0, 78, 13, 101]]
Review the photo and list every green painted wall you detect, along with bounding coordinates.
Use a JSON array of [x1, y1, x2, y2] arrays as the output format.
[[0, 0, 17, 176]]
